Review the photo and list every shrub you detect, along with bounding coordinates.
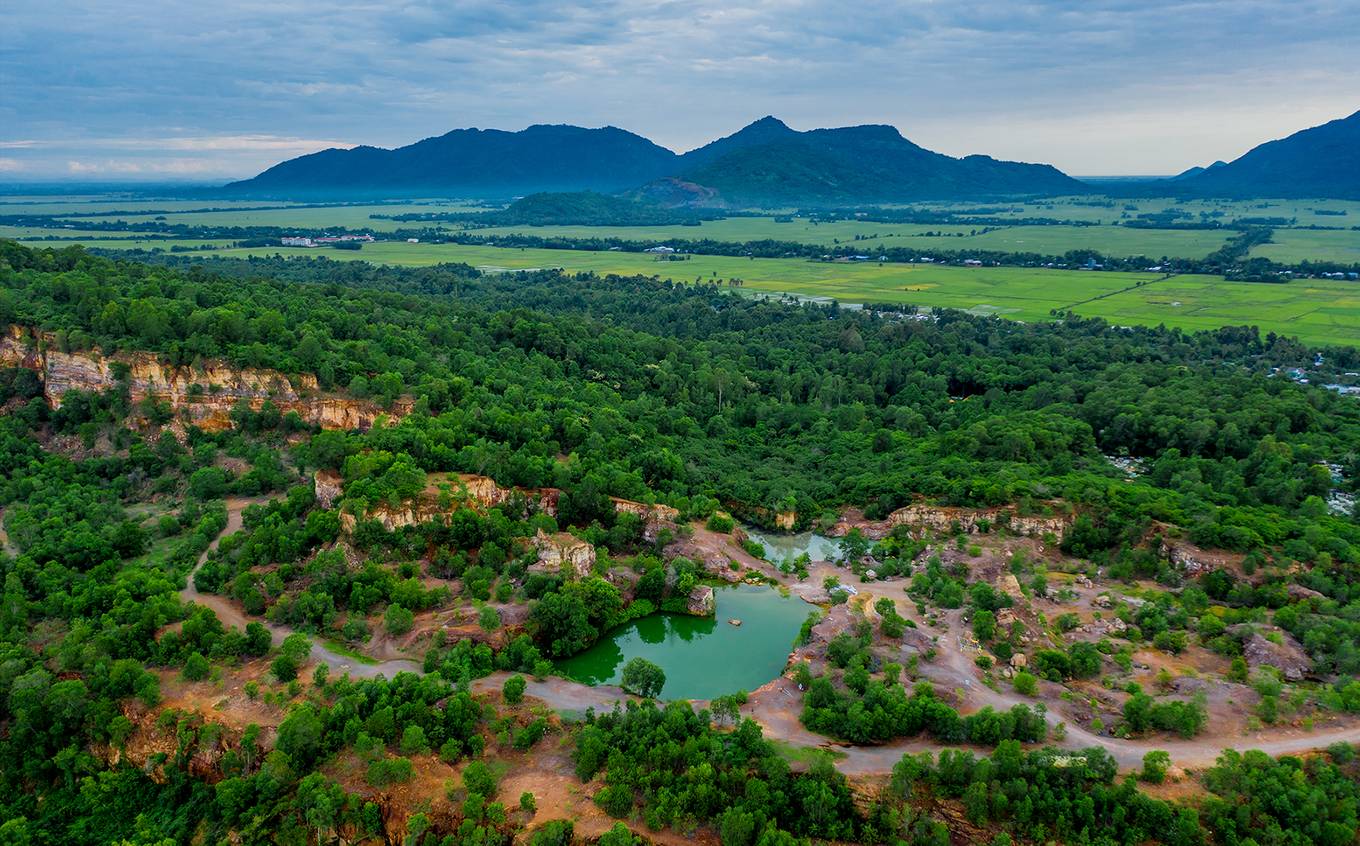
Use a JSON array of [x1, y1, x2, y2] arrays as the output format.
[[706, 513, 735, 533]]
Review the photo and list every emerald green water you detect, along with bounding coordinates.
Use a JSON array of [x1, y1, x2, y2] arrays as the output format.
[[556, 584, 810, 700]]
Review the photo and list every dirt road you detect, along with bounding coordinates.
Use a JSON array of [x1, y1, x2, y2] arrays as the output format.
[[179, 501, 1360, 774], [181, 497, 421, 679]]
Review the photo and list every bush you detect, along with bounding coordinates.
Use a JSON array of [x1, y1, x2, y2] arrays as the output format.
[[366, 756, 414, 787], [1013, 672, 1038, 695], [706, 513, 735, 533], [503, 674, 527, 705], [182, 652, 210, 681], [384, 603, 415, 635]]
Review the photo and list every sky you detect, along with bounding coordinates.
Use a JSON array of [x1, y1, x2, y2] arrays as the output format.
[[2, 0, 1357, 182]]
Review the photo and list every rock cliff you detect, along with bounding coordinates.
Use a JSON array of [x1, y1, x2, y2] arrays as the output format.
[[831, 503, 1073, 540], [327, 469, 680, 543], [528, 530, 597, 580], [0, 325, 411, 431]]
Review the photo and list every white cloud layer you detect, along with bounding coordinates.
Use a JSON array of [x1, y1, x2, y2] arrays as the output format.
[[2, 0, 1357, 179]]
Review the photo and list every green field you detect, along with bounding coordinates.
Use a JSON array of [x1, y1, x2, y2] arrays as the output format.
[[58, 201, 488, 232], [478, 219, 1232, 259], [1250, 228, 1360, 264], [176, 240, 1359, 346], [1069, 276, 1360, 344], [936, 195, 1360, 227]]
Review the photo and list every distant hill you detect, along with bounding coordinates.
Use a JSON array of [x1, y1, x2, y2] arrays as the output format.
[[222, 124, 678, 199], [671, 119, 1086, 206], [1170, 161, 1226, 181], [1170, 111, 1360, 199], [221, 116, 1088, 205]]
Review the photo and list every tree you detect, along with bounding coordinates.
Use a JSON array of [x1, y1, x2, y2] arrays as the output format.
[[182, 652, 210, 682], [1141, 750, 1171, 783], [463, 760, 497, 797], [503, 674, 527, 705], [621, 657, 666, 698]]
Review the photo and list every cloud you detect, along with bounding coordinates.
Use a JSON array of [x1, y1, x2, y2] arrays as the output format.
[[3, 0, 1358, 178], [0, 158, 22, 172]]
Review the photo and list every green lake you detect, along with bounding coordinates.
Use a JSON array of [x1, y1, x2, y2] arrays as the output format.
[[556, 584, 811, 700], [742, 526, 841, 562]]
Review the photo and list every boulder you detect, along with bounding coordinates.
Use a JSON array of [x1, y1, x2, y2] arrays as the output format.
[[687, 585, 716, 616], [1243, 632, 1312, 681]]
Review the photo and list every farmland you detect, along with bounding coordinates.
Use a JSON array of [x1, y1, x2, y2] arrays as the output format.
[[476, 219, 1235, 259], [1250, 228, 1360, 264], [5, 192, 1359, 347], [185, 241, 1360, 346]]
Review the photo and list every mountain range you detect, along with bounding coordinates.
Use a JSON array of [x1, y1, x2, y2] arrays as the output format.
[[221, 116, 1084, 204], [221, 110, 1360, 204]]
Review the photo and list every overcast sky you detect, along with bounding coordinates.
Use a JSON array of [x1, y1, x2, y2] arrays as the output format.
[[2, 0, 1357, 181]]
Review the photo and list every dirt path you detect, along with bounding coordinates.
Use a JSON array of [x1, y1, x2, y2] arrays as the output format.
[[177, 503, 1360, 775], [180, 496, 422, 679]]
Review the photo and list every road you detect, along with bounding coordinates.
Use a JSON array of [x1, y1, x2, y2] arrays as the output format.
[[180, 500, 1360, 774]]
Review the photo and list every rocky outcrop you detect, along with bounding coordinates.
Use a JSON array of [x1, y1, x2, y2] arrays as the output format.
[[611, 497, 681, 542], [313, 470, 344, 510], [1158, 537, 1245, 577], [0, 325, 411, 431], [831, 502, 1072, 540], [1241, 630, 1313, 681], [528, 530, 596, 580], [686, 585, 716, 616], [334, 471, 677, 542]]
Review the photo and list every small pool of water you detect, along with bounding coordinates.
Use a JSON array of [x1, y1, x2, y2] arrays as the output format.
[[556, 584, 810, 700], [742, 526, 841, 563]]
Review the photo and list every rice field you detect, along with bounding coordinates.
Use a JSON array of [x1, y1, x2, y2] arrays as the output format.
[[187, 240, 1360, 347]]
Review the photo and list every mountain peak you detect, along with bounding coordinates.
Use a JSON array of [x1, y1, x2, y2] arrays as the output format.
[[744, 115, 791, 131]]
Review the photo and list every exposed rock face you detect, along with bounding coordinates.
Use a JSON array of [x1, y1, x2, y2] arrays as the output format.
[[886, 504, 1072, 538], [611, 497, 681, 542], [528, 530, 596, 580], [830, 502, 1072, 540], [686, 585, 716, 616], [774, 510, 796, 531], [1158, 537, 1245, 577], [1242, 631, 1313, 681], [313, 470, 344, 510], [334, 471, 677, 544], [0, 326, 411, 431]]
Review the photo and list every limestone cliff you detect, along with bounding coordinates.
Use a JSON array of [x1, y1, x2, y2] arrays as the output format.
[[325, 470, 678, 546], [0, 325, 411, 431], [528, 529, 597, 580], [831, 502, 1073, 540]]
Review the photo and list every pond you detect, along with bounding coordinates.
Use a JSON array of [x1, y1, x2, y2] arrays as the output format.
[[556, 584, 811, 700], [742, 525, 842, 563]]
